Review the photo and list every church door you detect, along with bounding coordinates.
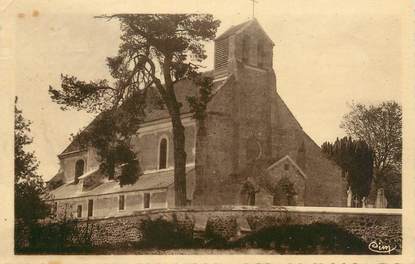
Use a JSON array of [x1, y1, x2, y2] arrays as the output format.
[[273, 177, 297, 206]]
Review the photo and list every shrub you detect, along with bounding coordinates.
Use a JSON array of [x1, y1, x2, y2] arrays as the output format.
[[138, 214, 195, 249], [16, 218, 96, 254], [236, 222, 371, 254], [246, 213, 290, 231], [204, 216, 238, 248]]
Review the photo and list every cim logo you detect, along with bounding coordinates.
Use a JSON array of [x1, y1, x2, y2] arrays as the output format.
[[368, 240, 397, 254]]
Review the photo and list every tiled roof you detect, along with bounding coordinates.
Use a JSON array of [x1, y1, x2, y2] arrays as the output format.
[[50, 166, 195, 200], [215, 20, 252, 40], [59, 72, 221, 157], [47, 170, 64, 184], [215, 18, 274, 45]]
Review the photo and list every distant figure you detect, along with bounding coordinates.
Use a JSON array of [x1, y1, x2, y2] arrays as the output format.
[[347, 187, 352, 207], [361, 196, 366, 208], [375, 188, 388, 208], [353, 195, 360, 208]]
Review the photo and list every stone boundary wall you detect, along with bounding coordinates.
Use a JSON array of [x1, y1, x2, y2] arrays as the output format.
[[74, 206, 402, 252]]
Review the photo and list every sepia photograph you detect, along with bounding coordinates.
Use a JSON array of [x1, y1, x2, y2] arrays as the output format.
[[1, 0, 413, 262]]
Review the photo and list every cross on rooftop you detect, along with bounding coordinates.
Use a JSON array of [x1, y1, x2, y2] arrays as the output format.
[[249, 0, 258, 18]]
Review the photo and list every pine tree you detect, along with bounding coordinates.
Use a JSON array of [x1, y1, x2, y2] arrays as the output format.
[[49, 14, 220, 206], [15, 97, 50, 224], [322, 136, 373, 199]]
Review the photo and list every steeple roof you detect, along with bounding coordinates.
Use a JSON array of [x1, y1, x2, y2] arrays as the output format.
[[216, 20, 252, 41], [215, 18, 274, 45]]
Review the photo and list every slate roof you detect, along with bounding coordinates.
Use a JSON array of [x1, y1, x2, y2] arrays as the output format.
[[50, 166, 195, 200]]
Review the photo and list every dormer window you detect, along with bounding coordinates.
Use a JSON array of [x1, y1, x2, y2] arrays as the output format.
[[158, 137, 168, 169], [74, 159, 85, 184]]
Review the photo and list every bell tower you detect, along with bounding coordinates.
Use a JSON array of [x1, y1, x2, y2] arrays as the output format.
[[194, 19, 277, 206], [214, 18, 277, 177], [213, 18, 274, 79]]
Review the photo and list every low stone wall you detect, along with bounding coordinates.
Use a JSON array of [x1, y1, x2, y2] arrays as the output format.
[[75, 206, 401, 252]]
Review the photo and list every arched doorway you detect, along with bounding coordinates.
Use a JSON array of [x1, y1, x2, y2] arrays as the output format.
[[272, 177, 297, 206]]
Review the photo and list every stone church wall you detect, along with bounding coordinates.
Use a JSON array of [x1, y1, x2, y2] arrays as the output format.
[[132, 122, 196, 172], [235, 65, 274, 167], [194, 55, 345, 207], [271, 93, 346, 207], [193, 77, 237, 205]]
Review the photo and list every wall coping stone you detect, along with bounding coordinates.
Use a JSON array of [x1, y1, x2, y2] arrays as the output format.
[[74, 206, 401, 222]]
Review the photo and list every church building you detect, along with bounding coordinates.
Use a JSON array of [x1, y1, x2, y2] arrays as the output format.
[[48, 19, 346, 219]]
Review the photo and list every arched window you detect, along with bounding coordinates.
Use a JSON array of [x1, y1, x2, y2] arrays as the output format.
[[158, 138, 168, 169], [74, 159, 85, 184], [246, 137, 262, 162], [242, 35, 250, 63]]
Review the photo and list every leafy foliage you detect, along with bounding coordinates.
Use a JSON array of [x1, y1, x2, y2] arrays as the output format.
[[237, 223, 372, 254], [17, 210, 96, 254], [341, 101, 401, 175], [15, 97, 50, 224], [49, 15, 220, 205], [186, 73, 214, 120], [139, 215, 194, 248], [340, 101, 402, 207], [379, 164, 402, 208], [74, 110, 143, 185], [322, 137, 373, 199], [205, 216, 238, 247]]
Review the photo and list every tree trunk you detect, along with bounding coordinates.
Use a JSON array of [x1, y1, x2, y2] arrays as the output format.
[[170, 111, 187, 207], [159, 55, 187, 207]]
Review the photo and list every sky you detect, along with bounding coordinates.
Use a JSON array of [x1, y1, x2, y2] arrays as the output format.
[[5, 0, 405, 181]]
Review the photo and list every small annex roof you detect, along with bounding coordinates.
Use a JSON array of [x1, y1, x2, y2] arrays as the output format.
[[267, 155, 307, 179], [47, 169, 64, 184], [49, 166, 195, 200]]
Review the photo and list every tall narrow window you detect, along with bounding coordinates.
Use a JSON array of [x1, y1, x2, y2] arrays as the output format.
[[257, 40, 264, 68], [77, 205, 82, 218], [119, 195, 125, 210], [87, 199, 93, 217], [248, 192, 256, 206], [144, 193, 151, 209], [74, 159, 85, 184], [52, 202, 58, 216], [242, 35, 250, 63], [159, 138, 168, 169]]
